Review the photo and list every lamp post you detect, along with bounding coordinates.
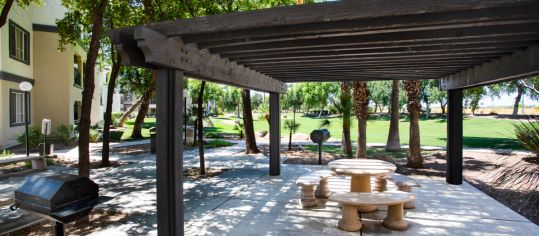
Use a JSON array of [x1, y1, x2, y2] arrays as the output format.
[[19, 81, 33, 156]]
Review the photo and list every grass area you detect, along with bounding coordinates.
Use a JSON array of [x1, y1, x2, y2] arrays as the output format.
[[212, 113, 522, 150], [303, 145, 438, 159], [186, 139, 235, 149], [114, 118, 156, 141]]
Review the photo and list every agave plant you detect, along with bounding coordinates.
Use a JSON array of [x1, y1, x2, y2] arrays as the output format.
[[513, 118, 539, 160], [233, 120, 245, 139]]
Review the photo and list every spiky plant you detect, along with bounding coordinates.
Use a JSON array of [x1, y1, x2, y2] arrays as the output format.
[[513, 118, 539, 160]]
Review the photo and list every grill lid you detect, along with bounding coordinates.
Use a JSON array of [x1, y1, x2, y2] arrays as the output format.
[[14, 173, 99, 214]]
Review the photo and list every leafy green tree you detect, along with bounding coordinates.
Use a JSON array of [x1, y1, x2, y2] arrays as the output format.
[[0, 0, 41, 28], [284, 119, 300, 151], [298, 82, 338, 116], [490, 77, 539, 115], [368, 81, 391, 113], [57, 0, 108, 177], [222, 87, 242, 115], [464, 87, 485, 115]]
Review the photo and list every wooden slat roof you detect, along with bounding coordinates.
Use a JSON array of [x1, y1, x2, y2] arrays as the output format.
[[111, 0, 539, 91]]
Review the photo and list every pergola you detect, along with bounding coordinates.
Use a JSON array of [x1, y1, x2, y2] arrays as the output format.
[[110, 0, 539, 235]]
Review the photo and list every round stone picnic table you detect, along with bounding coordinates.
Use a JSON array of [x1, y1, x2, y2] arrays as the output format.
[[328, 158, 397, 212]]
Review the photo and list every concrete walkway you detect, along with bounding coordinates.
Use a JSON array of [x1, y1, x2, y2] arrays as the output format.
[[1, 141, 537, 235]]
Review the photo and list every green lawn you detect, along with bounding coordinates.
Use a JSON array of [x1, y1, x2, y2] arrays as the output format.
[[212, 113, 522, 149], [117, 113, 522, 150]]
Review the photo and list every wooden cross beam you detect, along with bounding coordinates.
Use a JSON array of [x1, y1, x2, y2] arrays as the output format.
[[440, 44, 539, 90], [113, 27, 286, 94]]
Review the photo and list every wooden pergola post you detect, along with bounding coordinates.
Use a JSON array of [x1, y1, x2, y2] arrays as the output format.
[[269, 92, 281, 176], [446, 89, 463, 185], [155, 69, 184, 235]]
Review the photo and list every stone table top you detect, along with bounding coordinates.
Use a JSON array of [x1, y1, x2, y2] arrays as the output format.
[[329, 191, 415, 206], [328, 159, 396, 176]]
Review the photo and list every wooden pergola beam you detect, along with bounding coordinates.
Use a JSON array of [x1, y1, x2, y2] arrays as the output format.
[[440, 44, 539, 90], [113, 27, 286, 94]]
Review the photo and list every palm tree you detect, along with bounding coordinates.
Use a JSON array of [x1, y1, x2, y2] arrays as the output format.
[[386, 80, 401, 151], [353, 81, 369, 159], [284, 119, 301, 151], [340, 82, 353, 157], [403, 80, 423, 168]]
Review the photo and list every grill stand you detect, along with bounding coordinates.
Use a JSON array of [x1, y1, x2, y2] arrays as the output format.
[[318, 142, 322, 165], [54, 221, 65, 236]]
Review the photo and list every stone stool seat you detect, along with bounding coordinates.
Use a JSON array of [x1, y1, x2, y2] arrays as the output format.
[[377, 173, 421, 209], [329, 191, 415, 231], [296, 170, 336, 208]]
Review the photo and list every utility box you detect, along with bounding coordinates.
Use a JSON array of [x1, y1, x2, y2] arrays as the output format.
[[41, 119, 51, 135]]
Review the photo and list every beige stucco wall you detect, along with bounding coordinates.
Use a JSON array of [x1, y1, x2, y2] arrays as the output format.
[[31, 31, 71, 133], [0, 80, 33, 147], [0, 2, 33, 78]]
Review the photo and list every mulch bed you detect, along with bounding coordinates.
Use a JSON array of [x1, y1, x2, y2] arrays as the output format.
[[184, 167, 228, 179], [6, 209, 129, 236]]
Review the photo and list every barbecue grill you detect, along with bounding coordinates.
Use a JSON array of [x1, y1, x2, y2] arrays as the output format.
[[310, 129, 331, 165], [11, 173, 99, 235]]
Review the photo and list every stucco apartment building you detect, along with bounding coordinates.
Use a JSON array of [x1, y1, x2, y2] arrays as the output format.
[[0, 0, 118, 148]]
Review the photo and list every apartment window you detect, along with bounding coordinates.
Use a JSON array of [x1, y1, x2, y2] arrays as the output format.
[[10, 90, 30, 127], [74, 55, 82, 87], [9, 20, 30, 64]]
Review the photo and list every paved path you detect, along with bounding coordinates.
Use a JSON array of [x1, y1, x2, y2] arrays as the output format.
[[1, 141, 537, 235]]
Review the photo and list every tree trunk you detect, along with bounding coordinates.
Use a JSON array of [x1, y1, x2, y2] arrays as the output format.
[[78, 0, 106, 178], [512, 86, 524, 116], [353, 81, 369, 159], [0, 0, 15, 28], [197, 81, 206, 175], [440, 101, 446, 114], [341, 82, 353, 158], [386, 80, 401, 152], [288, 130, 293, 151], [374, 104, 378, 114], [101, 52, 121, 167], [404, 80, 423, 168], [242, 89, 260, 154], [131, 78, 155, 139], [118, 98, 142, 127]]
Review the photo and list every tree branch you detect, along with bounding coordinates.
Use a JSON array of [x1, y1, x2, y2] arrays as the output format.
[[0, 0, 15, 28]]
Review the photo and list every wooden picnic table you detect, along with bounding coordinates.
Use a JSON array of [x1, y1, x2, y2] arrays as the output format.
[[328, 158, 397, 212]]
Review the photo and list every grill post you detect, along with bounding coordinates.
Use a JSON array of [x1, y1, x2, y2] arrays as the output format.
[[318, 142, 322, 165], [54, 221, 65, 236]]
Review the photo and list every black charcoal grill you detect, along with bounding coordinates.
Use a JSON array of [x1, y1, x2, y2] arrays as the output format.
[[11, 173, 99, 235], [310, 129, 331, 165]]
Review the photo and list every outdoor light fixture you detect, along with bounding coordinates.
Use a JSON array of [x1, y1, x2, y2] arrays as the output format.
[[19, 81, 33, 157]]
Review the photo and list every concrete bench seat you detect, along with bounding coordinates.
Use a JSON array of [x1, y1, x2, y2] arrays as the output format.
[[329, 191, 415, 231], [375, 173, 420, 208], [295, 170, 336, 208], [0, 156, 47, 170]]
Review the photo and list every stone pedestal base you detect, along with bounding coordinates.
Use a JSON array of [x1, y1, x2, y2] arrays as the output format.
[[374, 176, 387, 192], [338, 204, 362, 231], [315, 176, 331, 198], [350, 175, 377, 212], [397, 185, 415, 209], [383, 203, 408, 230], [300, 185, 318, 208], [31, 158, 47, 170]]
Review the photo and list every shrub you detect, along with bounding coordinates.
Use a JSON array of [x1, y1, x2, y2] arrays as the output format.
[[205, 132, 222, 139], [111, 112, 124, 127], [318, 118, 330, 128], [16, 126, 42, 149], [513, 118, 539, 160], [233, 120, 245, 139], [89, 129, 101, 143], [56, 125, 74, 145], [0, 150, 14, 158]]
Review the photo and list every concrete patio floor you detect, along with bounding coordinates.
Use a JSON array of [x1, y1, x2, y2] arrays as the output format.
[[1, 141, 537, 235]]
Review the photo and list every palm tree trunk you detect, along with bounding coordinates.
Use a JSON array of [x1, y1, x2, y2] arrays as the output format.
[[404, 80, 423, 168], [341, 82, 353, 158], [353, 81, 369, 159], [386, 80, 401, 151], [242, 89, 260, 154], [197, 81, 206, 175]]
